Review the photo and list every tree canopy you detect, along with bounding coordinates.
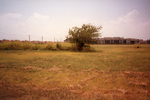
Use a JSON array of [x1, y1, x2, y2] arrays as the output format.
[[67, 24, 102, 51]]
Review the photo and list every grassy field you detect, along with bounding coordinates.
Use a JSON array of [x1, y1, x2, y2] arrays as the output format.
[[0, 44, 150, 100]]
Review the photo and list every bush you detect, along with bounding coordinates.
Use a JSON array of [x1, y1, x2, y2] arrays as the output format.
[[32, 44, 41, 50], [45, 44, 53, 50], [56, 43, 62, 50], [8, 42, 22, 50], [22, 43, 31, 50]]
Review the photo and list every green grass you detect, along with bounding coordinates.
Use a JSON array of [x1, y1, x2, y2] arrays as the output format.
[[0, 44, 150, 100]]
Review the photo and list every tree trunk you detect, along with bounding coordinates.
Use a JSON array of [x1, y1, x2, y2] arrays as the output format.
[[77, 43, 84, 51]]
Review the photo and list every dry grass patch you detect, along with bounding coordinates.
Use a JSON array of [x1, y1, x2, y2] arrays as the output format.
[[22, 66, 42, 70]]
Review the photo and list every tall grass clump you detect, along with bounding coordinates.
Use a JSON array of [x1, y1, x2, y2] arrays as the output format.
[[0, 41, 74, 51], [59, 43, 72, 50], [32, 44, 41, 50], [44, 43, 57, 51], [82, 45, 95, 52], [45, 44, 53, 50], [0, 42, 22, 50], [21, 43, 32, 50]]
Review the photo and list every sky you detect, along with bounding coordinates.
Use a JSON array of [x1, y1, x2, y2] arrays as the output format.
[[0, 0, 150, 41]]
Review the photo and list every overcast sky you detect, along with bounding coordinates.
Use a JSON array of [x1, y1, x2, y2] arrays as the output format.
[[0, 0, 150, 41]]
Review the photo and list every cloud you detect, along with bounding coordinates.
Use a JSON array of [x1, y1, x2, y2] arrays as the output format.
[[25, 13, 52, 34], [0, 12, 70, 41], [25, 12, 69, 41], [0, 13, 22, 19], [0, 12, 56, 40], [103, 10, 150, 40], [0, 13, 23, 34]]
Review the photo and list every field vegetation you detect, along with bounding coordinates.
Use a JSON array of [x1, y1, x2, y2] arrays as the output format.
[[0, 41, 71, 51], [0, 43, 150, 100], [0, 41, 94, 52]]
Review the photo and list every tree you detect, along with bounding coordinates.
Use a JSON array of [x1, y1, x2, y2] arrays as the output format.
[[67, 24, 102, 51]]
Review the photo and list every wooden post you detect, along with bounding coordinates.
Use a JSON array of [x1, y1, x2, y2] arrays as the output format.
[[29, 35, 30, 41], [42, 36, 43, 42]]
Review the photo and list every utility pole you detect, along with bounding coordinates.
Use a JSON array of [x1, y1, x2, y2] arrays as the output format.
[[42, 36, 43, 42], [60, 38, 62, 42], [29, 35, 30, 41]]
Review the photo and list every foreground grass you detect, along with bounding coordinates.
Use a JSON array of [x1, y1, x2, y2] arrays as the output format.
[[0, 44, 150, 100]]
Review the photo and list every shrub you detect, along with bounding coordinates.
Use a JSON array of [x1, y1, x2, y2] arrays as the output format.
[[8, 42, 22, 50], [56, 43, 61, 50], [45, 44, 53, 50], [22, 43, 31, 50], [32, 44, 41, 50]]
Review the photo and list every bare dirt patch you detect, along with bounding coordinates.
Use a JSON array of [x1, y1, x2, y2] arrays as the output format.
[[0, 65, 14, 68], [123, 71, 150, 86], [22, 66, 42, 70], [0, 82, 81, 100], [0, 65, 7, 68], [67, 84, 83, 94], [128, 81, 147, 87], [48, 65, 69, 72], [49, 65, 63, 72], [0, 81, 27, 99]]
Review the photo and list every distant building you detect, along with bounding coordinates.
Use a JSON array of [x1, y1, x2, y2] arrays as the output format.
[[146, 39, 150, 44], [64, 37, 150, 44], [96, 37, 145, 44], [64, 39, 69, 42]]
